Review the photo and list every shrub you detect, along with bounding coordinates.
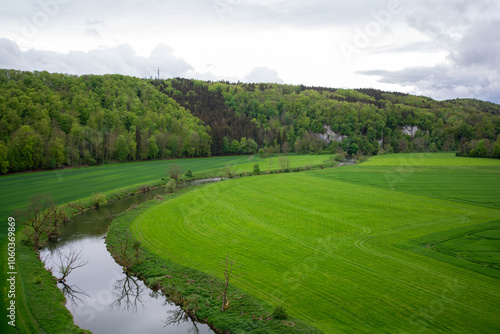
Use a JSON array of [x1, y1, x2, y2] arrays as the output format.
[[253, 164, 260, 175], [165, 179, 176, 193], [271, 306, 288, 320], [91, 192, 107, 208], [332, 153, 346, 162], [258, 148, 265, 158], [186, 169, 193, 177]]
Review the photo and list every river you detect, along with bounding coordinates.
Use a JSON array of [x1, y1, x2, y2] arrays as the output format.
[[40, 182, 216, 334]]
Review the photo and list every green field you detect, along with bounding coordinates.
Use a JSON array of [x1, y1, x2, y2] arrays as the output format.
[[0, 154, 332, 334], [0, 154, 331, 227], [130, 153, 500, 333]]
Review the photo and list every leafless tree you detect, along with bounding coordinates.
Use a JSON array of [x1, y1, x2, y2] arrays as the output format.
[[278, 156, 291, 172], [163, 307, 200, 334], [55, 248, 88, 283], [222, 164, 236, 178], [166, 164, 184, 183], [208, 254, 244, 311], [267, 157, 274, 174], [16, 194, 68, 250]]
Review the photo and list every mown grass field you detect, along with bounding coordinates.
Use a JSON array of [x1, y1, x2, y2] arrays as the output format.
[[0, 154, 331, 224], [0, 154, 331, 334], [131, 153, 500, 333]]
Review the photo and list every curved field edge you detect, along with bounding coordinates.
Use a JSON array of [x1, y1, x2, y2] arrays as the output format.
[[106, 196, 323, 334], [130, 171, 500, 333], [399, 219, 500, 279], [0, 154, 333, 333]]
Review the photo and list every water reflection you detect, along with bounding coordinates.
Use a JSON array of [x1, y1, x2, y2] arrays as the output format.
[[40, 183, 215, 334], [111, 274, 146, 313]]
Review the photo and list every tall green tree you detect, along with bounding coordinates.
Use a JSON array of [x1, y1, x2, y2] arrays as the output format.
[[0, 141, 9, 173], [116, 135, 130, 161], [230, 139, 240, 154], [147, 135, 159, 159]]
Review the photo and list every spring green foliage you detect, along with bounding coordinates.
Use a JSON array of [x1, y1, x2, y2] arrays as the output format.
[[253, 164, 260, 175], [90, 192, 107, 208], [0, 69, 211, 173], [2, 70, 500, 174], [271, 306, 288, 320], [165, 178, 176, 193], [158, 78, 500, 158], [130, 153, 500, 333]]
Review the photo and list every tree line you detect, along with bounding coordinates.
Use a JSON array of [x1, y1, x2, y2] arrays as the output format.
[[0, 70, 211, 173], [1, 69, 499, 174]]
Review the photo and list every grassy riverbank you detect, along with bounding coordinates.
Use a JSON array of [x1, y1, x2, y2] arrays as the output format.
[[0, 235, 90, 334], [129, 153, 500, 333], [0, 154, 334, 333], [106, 195, 322, 333]]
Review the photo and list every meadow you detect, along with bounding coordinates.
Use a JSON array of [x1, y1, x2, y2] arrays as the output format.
[[0, 154, 332, 333], [130, 153, 500, 333], [0, 154, 331, 227]]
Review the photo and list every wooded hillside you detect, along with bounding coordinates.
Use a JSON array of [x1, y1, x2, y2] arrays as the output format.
[[0, 70, 211, 173], [1, 69, 499, 174]]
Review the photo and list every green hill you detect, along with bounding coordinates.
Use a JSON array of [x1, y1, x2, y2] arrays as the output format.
[[1, 69, 499, 175]]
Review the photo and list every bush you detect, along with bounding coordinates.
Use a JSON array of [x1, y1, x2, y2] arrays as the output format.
[[185, 169, 193, 177], [253, 164, 260, 175], [91, 192, 107, 208], [332, 153, 346, 162], [258, 148, 265, 158], [271, 305, 288, 320], [165, 179, 176, 193]]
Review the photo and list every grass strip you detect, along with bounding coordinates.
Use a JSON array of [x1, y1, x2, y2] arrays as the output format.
[[106, 194, 323, 334]]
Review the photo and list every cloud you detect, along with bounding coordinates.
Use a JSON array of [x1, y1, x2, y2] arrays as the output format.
[[358, 1, 500, 103], [358, 64, 500, 103], [243, 66, 283, 83], [0, 38, 193, 78]]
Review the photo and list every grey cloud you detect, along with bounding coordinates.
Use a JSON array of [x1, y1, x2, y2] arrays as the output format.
[[0, 38, 192, 78], [244, 66, 283, 83], [358, 64, 500, 103], [358, 1, 500, 103], [452, 19, 500, 67]]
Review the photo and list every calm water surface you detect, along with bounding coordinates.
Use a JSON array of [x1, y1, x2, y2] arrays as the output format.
[[41, 184, 215, 334]]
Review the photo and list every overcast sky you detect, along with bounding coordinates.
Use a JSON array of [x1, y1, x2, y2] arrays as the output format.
[[1, 0, 499, 103]]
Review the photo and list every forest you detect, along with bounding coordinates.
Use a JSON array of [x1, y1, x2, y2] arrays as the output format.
[[1, 69, 499, 174]]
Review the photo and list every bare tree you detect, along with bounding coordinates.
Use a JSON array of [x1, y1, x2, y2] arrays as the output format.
[[60, 281, 89, 306], [166, 164, 184, 183], [16, 194, 68, 250], [267, 157, 274, 174], [55, 248, 88, 283], [222, 164, 236, 179], [110, 235, 142, 273], [163, 307, 200, 334], [278, 156, 291, 172], [208, 254, 244, 311]]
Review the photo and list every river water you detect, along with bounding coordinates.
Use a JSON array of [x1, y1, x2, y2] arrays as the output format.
[[38, 164, 355, 333], [40, 182, 216, 334]]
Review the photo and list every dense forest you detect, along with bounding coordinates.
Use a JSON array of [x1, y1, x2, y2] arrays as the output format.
[[1, 69, 499, 174], [0, 70, 211, 173]]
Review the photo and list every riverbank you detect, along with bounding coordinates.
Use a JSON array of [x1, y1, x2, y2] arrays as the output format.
[[106, 194, 323, 334], [4, 235, 91, 334], [3, 155, 349, 333]]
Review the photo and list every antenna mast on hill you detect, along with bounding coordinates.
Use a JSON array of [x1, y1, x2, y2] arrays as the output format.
[[157, 66, 160, 80]]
